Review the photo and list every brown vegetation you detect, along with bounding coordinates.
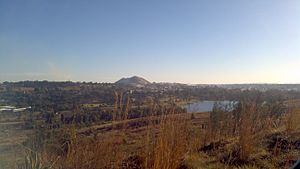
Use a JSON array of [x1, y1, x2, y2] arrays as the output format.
[[19, 99, 300, 169]]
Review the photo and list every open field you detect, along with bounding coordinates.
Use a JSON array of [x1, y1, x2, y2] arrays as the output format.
[[1, 107, 300, 169], [1, 81, 300, 169]]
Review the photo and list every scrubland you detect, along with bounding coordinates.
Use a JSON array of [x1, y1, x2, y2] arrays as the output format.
[[14, 98, 300, 169]]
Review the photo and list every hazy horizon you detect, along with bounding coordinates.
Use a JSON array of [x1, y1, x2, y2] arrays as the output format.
[[2, 75, 300, 85], [1, 0, 300, 84]]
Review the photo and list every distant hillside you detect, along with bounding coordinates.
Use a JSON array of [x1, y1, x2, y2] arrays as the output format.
[[115, 76, 150, 87]]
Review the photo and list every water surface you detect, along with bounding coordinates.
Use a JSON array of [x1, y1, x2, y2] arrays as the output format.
[[185, 101, 237, 113]]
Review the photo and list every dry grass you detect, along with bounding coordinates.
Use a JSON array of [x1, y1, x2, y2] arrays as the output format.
[[285, 107, 300, 133], [21, 94, 192, 169], [142, 113, 190, 169], [18, 99, 300, 169], [201, 101, 300, 168]]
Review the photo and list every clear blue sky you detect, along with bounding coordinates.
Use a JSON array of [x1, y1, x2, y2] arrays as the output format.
[[1, 0, 299, 83]]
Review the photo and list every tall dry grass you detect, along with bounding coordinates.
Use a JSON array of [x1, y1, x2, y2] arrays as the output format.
[[21, 94, 192, 169], [237, 103, 257, 162], [203, 99, 300, 169], [285, 106, 300, 133], [142, 111, 191, 169], [58, 98, 192, 169], [21, 95, 300, 169], [206, 101, 282, 164]]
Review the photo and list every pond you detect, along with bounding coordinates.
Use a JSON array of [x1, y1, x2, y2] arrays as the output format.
[[0, 105, 31, 112], [184, 101, 237, 113]]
